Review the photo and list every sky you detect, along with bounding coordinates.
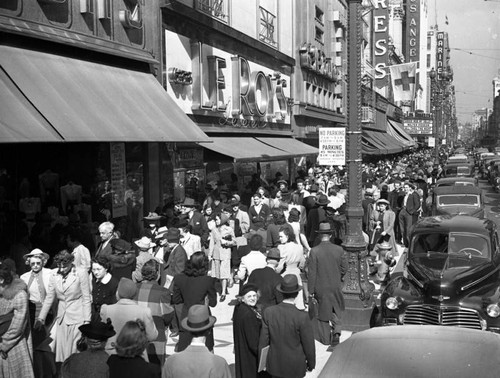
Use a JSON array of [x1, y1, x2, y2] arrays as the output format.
[[434, 0, 500, 124]]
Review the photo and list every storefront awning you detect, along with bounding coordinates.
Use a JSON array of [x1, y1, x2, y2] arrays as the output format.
[[200, 137, 296, 162], [363, 130, 404, 155], [0, 67, 64, 142], [387, 119, 416, 148], [256, 137, 319, 155], [0, 45, 210, 143]]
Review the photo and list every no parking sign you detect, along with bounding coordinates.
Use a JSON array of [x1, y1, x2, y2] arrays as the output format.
[[318, 127, 346, 166]]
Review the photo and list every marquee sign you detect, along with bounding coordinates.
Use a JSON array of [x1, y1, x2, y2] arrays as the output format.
[[373, 0, 389, 88], [405, 0, 420, 62]]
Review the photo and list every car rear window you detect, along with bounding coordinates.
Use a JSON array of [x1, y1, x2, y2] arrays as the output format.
[[437, 194, 479, 206], [411, 232, 490, 258]]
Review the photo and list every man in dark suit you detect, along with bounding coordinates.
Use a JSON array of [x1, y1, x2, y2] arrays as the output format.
[[308, 222, 348, 351], [95, 221, 117, 259], [388, 180, 404, 243], [247, 248, 284, 310], [306, 194, 329, 246], [259, 275, 315, 378], [398, 182, 421, 248], [180, 197, 210, 249]]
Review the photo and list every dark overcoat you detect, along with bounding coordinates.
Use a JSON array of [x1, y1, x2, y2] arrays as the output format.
[[307, 240, 347, 321], [232, 303, 263, 378], [258, 302, 315, 378]]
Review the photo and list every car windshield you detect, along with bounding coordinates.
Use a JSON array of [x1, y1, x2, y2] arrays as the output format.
[[411, 232, 490, 259], [437, 194, 479, 207]]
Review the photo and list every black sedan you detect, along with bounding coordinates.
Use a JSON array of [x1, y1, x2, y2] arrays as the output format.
[[380, 215, 500, 333]]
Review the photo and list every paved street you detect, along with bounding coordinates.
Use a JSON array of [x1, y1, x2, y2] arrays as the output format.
[[165, 282, 353, 377]]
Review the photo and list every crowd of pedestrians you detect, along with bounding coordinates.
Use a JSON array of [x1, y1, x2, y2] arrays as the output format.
[[0, 147, 449, 378]]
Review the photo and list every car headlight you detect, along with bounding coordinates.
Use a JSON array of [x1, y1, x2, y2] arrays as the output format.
[[385, 297, 400, 310], [487, 304, 500, 318]]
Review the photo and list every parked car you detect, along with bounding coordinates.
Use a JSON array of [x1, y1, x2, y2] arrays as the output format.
[[318, 325, 500, 378], [380, 215, 500, 333], [435, 177, 477, 188], [431, 185, 484, 218]]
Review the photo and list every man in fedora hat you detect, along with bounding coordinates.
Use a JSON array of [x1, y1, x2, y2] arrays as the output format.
[[180, 197, 210, 250], [307, 221, 347, 351], [247, 248, 284, 311], [259, 274, 315, 377], [163, 305, 231, 378]]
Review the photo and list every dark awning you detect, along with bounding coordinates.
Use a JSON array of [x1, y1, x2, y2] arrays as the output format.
[[256, 137, 319, 155], [387, 119, 416, 148], [0, 45, 210, 143], [363, 130, 404, 155], [200, 137, 296, 162]]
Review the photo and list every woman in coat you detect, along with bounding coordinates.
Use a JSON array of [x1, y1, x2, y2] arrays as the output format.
[[134, 259, 174, 367], [90, 256, 119, 323], [35, 250, 92, 364], [277, 226, 306, 310], [232, 283, 268, 378], [208, 213, 236, 302], [0, 264, 34, 378], [171, 252, 217, 353], [368, 199, 397, 283]]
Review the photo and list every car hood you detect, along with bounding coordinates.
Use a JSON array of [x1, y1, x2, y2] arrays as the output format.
[[409, 254, 493, 296]]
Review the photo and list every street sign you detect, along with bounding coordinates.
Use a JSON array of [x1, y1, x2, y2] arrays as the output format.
[[318, 127, 346, 166]]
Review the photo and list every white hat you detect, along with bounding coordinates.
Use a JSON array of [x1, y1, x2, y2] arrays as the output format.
[[134, 237, 156, 250]]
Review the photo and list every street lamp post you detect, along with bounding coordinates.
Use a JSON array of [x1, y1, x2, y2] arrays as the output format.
[[341, 0, 376, 332]]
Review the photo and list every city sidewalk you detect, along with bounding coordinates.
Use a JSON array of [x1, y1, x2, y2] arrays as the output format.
[[165, 283, 353, 377]]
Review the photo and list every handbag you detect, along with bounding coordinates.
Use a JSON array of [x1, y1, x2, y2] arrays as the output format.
[[308, 295, 319, 320]]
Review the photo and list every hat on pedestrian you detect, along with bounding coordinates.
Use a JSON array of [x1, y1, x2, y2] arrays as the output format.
[[277, 179, 288, 187], [181, 197, 197, 207], [239, 283, 260, 297], [110, 239, 132, 253], [155, 226, 169, 239], [79, 320, 116, 341], [117, 277, 137, 299], [267, 247, 282, 261], [365, 188, 374, 196], [181, 305, 217, 332], [143, 212, 162, 221], [134, 236, 156, 250], [296, 178, 304, 184], [276, 274, 302, 294], [23, 248, 50, 263], [316, 194, 329, 206], [229, 198, 240, 207], [310, 184, 319, 193], [232, 194, 241, 203], [316, 222, 333, 234], [166, 227, 181, 243], [376, 199, 390, 206]]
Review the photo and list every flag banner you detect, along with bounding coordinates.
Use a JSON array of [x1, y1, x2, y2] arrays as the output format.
[[389, 62, 417, 103]]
